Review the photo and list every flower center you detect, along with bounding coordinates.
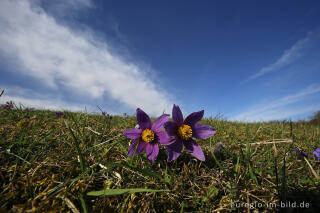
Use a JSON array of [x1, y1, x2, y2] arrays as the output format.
[[141, 129, 155, 143], [178, 124, 193, 140]]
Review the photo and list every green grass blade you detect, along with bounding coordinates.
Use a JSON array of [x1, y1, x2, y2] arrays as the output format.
[[103, 140, 121, 156], [245, 140, 259, 185], [79, 194, 88, 213], [281, 156, 286, 202], [87, 188, 168, 196], [212, 152, 234, 178], [248, 163, 259, 185], [164, 166, 172, 185], [107, 162, 163, 180], [64, 120, 85, 175], [234, 156, 240, 174], [180, 201, 185, 213]]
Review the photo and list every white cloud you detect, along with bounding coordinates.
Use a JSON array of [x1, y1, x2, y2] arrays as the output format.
[[244, 31, 318, 83], [246, 105, 320, 122], [61, 0, 92, 8], [231, 84, 320, 121], [0, 0, 174, 116]]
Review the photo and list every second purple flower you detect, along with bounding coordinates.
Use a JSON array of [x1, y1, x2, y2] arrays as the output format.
[[164, 104, 216, 162], [313, 148, 320, 161]]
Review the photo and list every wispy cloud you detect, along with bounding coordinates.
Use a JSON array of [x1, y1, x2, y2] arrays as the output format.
[[231, 84, 320, 121], [244, 31, 318, 83], [39, 0, 93, 16], [0, 0, 175, 116]]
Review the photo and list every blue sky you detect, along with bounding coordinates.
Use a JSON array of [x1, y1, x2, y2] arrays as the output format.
[[1, 0, 320, 121]]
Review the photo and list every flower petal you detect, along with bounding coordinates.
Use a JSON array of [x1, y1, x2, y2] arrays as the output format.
[[184, 110, 204, 126], [301, 151, 308, 158], [183, 139, 205, 161], [315, 148, 320, 153], [156, 131, 173, 145], [152, 114, 170, 132], [147, 144, 159, 163], [127, 139, 139, 157], [164, 121, 178, 136], [145, 143, 154, 157], [313, 151, 320, 161], [128, 139, 146, 157], [136, 108, 152, 129], [293, 148, 299, 154], [193, 124, 216, 139], [123, 129, 142, 139], [136, 140, 147, 155], [172, 104, 184, 124], [167, 139, 183, 162]]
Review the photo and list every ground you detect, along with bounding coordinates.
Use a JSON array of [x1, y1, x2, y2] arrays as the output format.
[[0, 108, 319, 212]]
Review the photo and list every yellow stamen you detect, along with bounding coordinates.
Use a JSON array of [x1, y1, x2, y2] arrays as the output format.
[[141, 129, 155, 143], [178, 124, 193, 140]]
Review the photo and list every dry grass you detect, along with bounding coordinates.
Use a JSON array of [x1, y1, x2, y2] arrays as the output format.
[[0, 107, 319, 212]]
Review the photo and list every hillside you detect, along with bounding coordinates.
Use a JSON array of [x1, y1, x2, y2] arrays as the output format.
[[0, 107, 319, 212]]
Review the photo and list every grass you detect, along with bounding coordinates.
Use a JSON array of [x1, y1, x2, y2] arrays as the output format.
[[0, 106, 319, 212]]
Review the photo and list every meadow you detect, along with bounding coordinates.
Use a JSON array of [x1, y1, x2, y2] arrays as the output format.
[[0, 104, 319, 212]]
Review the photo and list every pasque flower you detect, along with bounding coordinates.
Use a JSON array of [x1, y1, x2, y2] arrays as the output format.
[[293, 147, 308, 158], [123, 108, 171, 163], [4, 101, 14, 110], [164, 104, 216, 162], [313, 148, 320, 161], [102, 112, 112, 119], [56, 112, 65, 118]]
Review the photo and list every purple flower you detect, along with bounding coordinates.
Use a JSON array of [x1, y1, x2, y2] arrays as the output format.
[[293, 147, 308, 158], [164, 104, 216, 162], [123, 108, 171, 163], [102, 111, 113, 119], [293, 147, 299, 155], [313, 148, 320, 161], [56, 112, 65, 118], [301, 151, 308, 158], [4, 101, 14, 110]]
